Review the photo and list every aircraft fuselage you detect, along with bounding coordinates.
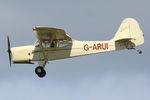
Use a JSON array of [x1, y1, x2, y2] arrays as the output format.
[[11, 40, 118, 63]]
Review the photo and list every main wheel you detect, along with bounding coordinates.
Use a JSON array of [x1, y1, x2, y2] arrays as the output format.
[[35, 66, 46, 78]]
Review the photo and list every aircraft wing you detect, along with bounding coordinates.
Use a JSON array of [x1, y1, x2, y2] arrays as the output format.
[[33, 27, 72, 42]]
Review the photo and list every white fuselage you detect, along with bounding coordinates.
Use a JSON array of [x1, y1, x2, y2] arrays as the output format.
[[11, 40, 124, 63]]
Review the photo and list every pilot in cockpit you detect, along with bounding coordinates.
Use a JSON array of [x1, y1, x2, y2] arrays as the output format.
[[35, 40, 57, 48]]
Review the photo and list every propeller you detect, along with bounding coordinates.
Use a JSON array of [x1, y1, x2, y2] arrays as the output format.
[[7, 36, 12, 67]]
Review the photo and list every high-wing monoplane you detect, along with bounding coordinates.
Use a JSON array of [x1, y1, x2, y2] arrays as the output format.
[[7, 18, 144, 78]]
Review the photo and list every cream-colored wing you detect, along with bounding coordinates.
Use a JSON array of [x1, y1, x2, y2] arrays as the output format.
[[33, 27, 72, 42]]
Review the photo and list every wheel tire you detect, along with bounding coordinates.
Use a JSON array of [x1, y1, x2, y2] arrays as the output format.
[[139, 51, 142, 54], [35, 66, 46, 78]]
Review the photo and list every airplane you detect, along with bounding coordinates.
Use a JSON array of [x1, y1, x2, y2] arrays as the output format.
[[7, 18, 144, 78]]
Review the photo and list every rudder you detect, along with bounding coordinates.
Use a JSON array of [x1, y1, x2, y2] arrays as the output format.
[[113, 18, 144, 47]]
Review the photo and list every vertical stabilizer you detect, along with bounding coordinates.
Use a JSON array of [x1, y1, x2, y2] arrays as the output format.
[[113, 18, 144, 46]]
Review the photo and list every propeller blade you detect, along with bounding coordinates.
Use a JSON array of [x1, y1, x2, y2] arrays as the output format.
[[7, 36, 10, 49], [7, 36, 12, 67], [8, 50, 11, 67]]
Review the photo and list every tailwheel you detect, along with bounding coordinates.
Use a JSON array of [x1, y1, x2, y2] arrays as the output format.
[[35, 66, 46, 78], [128, 48, 142, 54], [137, 50, 142, 54]]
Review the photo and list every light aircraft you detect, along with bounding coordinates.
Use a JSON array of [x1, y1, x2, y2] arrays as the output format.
[[7, 18, 144, 78]]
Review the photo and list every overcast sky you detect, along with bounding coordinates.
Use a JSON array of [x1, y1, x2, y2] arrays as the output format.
[[0, 0, 150, 100]]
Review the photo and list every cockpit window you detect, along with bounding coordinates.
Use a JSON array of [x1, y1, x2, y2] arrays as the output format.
[[34, 40, 71, 48], [35, 41, 40, 47], [58, 41, 70, 47]]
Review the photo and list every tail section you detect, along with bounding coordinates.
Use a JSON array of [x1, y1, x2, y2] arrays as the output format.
[[113, 18, 144, 47]]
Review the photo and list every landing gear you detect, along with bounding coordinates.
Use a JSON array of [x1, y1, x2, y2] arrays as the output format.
[[35, 66, 46, 78], [128, 48, 142, 54]]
